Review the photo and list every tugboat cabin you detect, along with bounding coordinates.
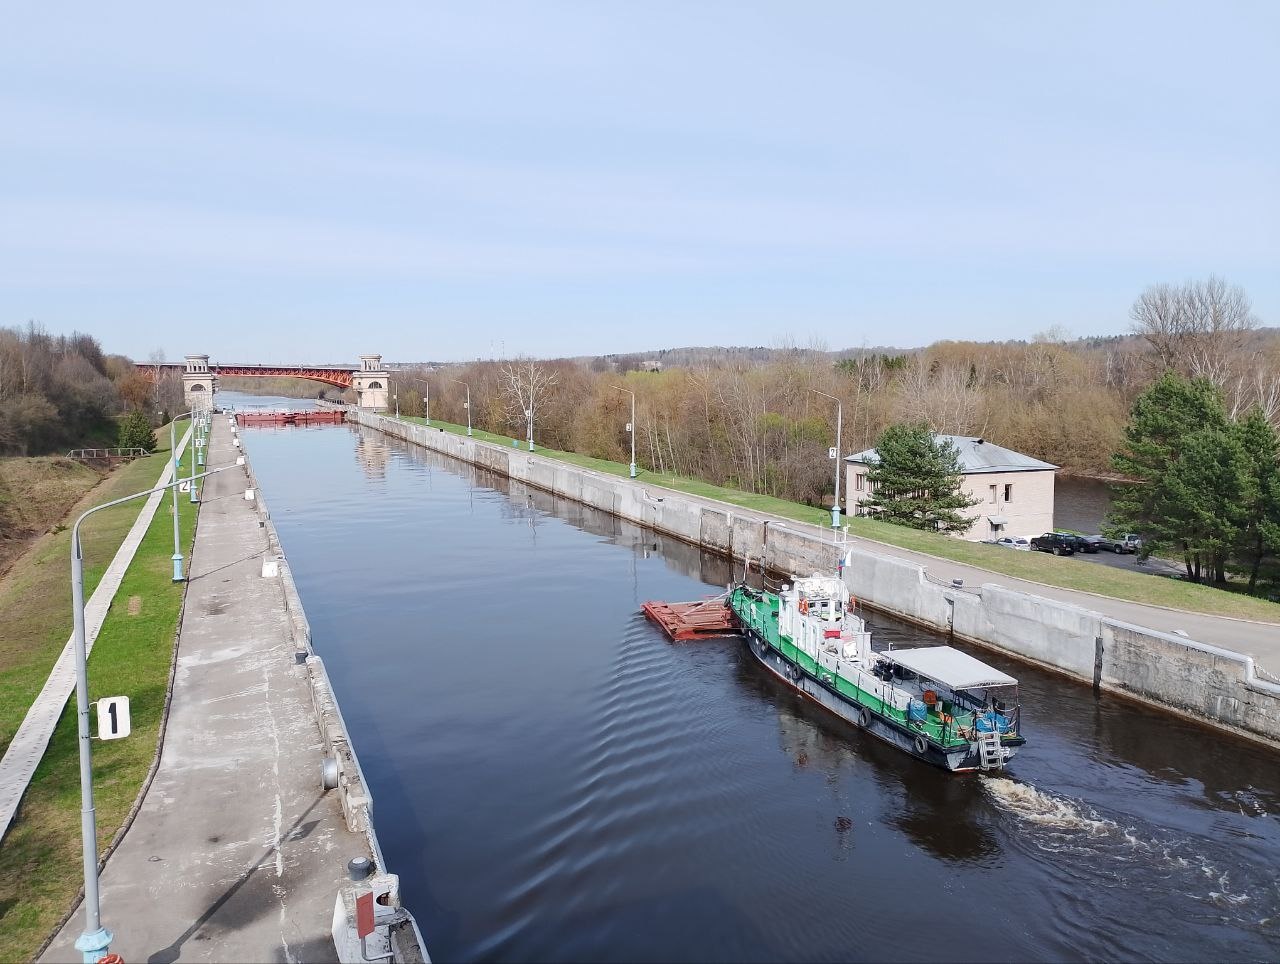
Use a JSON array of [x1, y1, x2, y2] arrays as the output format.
[[877, 646, 1021, 746]]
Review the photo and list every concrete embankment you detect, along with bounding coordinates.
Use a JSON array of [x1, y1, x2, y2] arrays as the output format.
[[348, 408, 1280, 749], [42, 415, 427, 964]]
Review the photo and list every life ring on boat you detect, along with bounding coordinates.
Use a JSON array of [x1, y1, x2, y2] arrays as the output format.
[[798, 598, 809, 615], [922, 689, 938, 707], [913, 735, 928, 755], [857, 707, 871, 728]]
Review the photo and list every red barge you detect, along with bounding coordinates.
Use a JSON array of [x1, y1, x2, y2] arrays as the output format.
[[234, 410, 347, 427]]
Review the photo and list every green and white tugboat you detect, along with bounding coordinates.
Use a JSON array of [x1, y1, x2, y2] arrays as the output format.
[[729, 573, 1024, 772]]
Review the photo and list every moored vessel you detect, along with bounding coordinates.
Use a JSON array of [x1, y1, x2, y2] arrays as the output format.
[[728, 574, 1024, 772]]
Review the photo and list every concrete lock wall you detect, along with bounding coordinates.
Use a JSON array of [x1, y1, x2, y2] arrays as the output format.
[[347, 409, 1280, 748], [238, 433, 429, 963]]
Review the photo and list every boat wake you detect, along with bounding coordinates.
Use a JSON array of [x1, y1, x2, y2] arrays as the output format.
[[980, 775, 1113, 835], [981, 776, 1276, 927]]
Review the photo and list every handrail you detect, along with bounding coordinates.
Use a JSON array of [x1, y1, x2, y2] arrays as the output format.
[[66, 447, 150, 459]]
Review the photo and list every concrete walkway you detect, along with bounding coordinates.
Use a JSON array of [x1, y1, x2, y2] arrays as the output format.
[[43, 420, 352, 963], [0, 428, 191, 843]]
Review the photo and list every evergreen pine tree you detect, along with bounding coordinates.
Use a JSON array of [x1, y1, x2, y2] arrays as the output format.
[[1232, 410, 1280, 593], [863, 424, 978, 533], [1109, 374, 1229, 579], [117, 410, 157, 453]]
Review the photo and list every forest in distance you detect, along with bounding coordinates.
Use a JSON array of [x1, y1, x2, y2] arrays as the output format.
[[4, 277, 1278, 517], [388, 280, 1280, 512]]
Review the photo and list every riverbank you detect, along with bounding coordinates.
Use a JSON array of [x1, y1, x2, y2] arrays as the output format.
[[40, 416, 426, 963], [386, 415, 1280, 624], [353, 409, 1280, 749], [0, 427, 195, 960]]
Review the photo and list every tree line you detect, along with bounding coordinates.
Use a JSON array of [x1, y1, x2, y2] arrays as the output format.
[[0, 325, 186, 456], [398, 278, 1275, 514]]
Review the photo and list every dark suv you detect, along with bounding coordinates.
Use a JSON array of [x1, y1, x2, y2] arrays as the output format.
[[1030, 532, 1076, 555]]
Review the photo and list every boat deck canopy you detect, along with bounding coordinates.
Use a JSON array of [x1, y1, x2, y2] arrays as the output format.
[[882, 646, 1017, 690]]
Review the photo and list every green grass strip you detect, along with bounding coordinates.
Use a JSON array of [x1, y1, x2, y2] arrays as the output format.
[[0, 438, 198, 960]]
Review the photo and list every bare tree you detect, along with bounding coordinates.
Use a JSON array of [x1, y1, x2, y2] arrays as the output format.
[[498, 359, 559, 446], [1131, 275, 1257, 381]]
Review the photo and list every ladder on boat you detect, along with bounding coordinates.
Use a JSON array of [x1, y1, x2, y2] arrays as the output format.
[[977, 727, 1005, 770]]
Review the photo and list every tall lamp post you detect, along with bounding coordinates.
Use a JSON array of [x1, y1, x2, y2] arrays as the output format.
[[393, 374, 431, 423], [613, 385, 637, 478], [451, 380, 472, 436], [69, 464, 233, 963], [812, 389, 842, 528], [160, 411, 198, 580]]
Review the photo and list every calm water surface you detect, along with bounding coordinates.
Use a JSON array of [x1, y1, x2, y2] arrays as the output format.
[[238, 416, 1279, 963]]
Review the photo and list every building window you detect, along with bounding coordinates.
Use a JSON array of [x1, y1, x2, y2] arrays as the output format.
[[989, 484, 997, 504], [1004, 483, 1013, 502], [855, 473, 865, 492]]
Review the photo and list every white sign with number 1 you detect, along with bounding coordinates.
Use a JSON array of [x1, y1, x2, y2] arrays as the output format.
[[97, 696, 131, 740]]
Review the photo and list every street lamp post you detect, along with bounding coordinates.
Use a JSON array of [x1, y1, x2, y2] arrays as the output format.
[[812, 389, 842, 528], [613, 385, 637, 478], [162, 411, 198, 580], [526, 405, 534, 451], [69, 464, 233, 963], [452, 380, 472, 436]]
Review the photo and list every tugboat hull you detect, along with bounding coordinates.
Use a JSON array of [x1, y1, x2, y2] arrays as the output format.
[[740, 622, 1006, 773]]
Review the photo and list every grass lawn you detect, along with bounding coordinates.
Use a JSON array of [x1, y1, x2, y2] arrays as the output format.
[[392, 415, 1280, 623], [0, 425, 198, 960]]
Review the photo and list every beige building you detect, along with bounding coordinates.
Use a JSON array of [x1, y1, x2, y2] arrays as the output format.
[[844, 435, 1057, 541], [352, 354, 390, 410]]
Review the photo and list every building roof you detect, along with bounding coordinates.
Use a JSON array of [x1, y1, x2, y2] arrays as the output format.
[[881, 646, 1018, 689], [844, 434, 1057, 474]]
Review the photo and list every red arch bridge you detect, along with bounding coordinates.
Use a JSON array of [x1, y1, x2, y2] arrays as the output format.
[[137, 363, 357, 390]]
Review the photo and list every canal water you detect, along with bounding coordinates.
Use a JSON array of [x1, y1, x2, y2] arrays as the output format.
[[236, 414, 1280, 963]]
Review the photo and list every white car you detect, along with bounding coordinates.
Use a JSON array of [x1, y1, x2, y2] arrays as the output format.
[[994, 536, 1031, 551]]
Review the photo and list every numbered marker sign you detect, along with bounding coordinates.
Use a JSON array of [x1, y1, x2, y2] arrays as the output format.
[[625, 422, 633, 433], [828, 447, 838, 459], [97, 696, 131, 740]]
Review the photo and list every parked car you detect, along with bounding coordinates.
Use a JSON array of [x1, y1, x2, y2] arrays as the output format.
[[1030, 532, 1076, 555], [994, 536, 1031, 551], [1058, 533, 1098, 553], [1090, 534, 1139, 554]]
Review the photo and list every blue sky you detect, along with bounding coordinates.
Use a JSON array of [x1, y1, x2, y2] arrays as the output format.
[[2, 3, 1276, 363]]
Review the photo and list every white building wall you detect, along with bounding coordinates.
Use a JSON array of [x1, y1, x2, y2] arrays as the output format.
[[844, 462, 1055, 541]]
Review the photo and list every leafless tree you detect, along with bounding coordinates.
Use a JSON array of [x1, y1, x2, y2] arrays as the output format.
[[896, 355, 984, 436], [498, 359, 559, 441], [1131, 275, 1257, 382]]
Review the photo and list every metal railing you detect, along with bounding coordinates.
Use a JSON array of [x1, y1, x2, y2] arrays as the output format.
[[65, 447, 150, 461]]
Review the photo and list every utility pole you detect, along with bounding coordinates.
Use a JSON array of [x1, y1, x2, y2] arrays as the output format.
[[812, 389, 842, 528], [613, 385, 636, 478], [452, 380, 472, 436]]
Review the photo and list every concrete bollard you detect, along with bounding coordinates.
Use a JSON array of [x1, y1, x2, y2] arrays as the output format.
[[261, 556, 280, 578], [236, 455, 245, 465], [233, 438, 241, 448], [245, 488, 256, 501]]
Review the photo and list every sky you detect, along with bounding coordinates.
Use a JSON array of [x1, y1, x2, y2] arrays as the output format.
[[1, 2, 1277, 364]]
